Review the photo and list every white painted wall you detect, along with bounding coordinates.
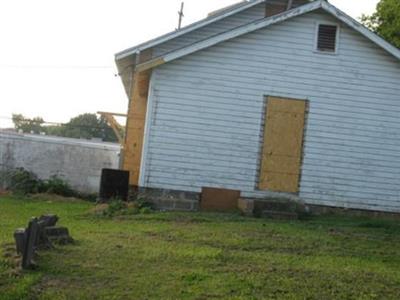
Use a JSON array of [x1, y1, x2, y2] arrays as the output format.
[[142, 10, 400, 212], [0, 132, 120, 193]]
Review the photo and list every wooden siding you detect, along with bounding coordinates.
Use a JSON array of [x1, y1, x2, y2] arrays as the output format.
[[142, 11, 400, 212], [259, 97, 306, 192]]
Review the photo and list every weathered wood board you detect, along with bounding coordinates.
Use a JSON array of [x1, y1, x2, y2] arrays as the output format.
[[201, 187, 241, 211], [122, 49, 153, 186], [259, 96, 307, 193]]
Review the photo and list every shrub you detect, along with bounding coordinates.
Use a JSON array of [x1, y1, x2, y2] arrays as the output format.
[[42, 175, 75, 197], [139, 207, 152, 214], [135, 198, 154, 210], [3, 168, 96, 201], [103, 199, 127, 217], [7, 168, 41, 195], [131, 198, 154, 215], [125, 206, 141, 215], [101, 198, 155, 217]]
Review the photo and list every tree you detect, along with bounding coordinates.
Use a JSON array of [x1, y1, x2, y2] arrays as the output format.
[[98, 115, 123, 143], [12, 114, 44, 134], [11, 113, 120, 143], [63, 113, 119, 142], [361, 0, 400, 48], [44, 125, 66, 137], [64, 113, 100, 139]]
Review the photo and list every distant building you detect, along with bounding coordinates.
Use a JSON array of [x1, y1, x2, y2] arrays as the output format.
[[0, 132, 120, 193]]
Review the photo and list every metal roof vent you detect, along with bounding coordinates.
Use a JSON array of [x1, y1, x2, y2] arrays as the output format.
[[317, 24, 338, 52]]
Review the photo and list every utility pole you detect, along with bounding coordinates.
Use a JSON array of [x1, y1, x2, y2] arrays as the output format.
[[177, 2, 184, 30]]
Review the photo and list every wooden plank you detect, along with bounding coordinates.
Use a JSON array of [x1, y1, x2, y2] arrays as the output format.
[[262, 155, 301, 174], [267, 96, 307, 113], [136, 57, 165, 73], [263, 117, 305, 156], [97, 111, 127, 117], [122, 49, 153, 186], [201, 187, 241, 211], [260, 172, 300, 193], [259, 97, 306, 192], [97, 112, 126, 145]]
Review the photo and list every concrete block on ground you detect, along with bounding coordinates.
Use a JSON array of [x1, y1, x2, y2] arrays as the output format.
[[237, 198, 254, 216]]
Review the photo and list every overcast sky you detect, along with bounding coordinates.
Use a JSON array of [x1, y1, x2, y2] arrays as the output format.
[[0, 0, 379, 128]]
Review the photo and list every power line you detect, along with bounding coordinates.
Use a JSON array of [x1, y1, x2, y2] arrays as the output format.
[[0, 115, 121, 131], [0, 64, 115, 70], [0, 115, 62, 125]]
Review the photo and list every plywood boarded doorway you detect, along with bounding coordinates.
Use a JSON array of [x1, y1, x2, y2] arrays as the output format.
[[259, 96, 307, 193]]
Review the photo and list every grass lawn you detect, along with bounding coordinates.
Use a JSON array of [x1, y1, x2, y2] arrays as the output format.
[[1, 195, 400, 299]]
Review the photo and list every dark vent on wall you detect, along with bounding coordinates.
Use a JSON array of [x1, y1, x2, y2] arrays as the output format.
[[317, 24, 338, 52]]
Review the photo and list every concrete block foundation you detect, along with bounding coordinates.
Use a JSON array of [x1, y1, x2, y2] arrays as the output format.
[[132, 187, 200, 211]]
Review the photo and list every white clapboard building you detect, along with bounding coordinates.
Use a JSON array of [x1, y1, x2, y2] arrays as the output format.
[[115, 0, 400, 213]]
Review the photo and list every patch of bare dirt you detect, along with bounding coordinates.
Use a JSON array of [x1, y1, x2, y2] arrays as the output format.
[[0, 189, 10, 196], [87, 204, 109, 215], [29, 193, 83, 203]]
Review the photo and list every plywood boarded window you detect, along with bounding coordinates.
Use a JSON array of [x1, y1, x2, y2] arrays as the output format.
[[259, 96, 307, 193]]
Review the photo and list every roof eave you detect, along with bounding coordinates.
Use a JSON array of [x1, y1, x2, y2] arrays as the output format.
[[114, 0, 266, 61]]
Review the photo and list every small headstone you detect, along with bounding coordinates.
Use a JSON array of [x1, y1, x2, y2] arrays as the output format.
[[45, 226, 74, 244], [14, 214, 73, 270], [35, 219, 53, 250], [38, 214, 59, 227], [13, 228, 26, 255], [22, 218, 39, 269]]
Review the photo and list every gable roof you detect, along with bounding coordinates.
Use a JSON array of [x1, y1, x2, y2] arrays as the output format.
[[135, 0, 400, 73], [115, 0, 266, 61]]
